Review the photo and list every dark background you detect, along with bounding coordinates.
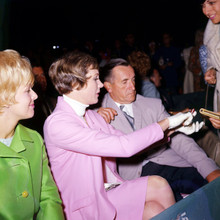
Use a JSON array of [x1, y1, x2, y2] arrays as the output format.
[[1, 0, 214, 135], [3, 0, 208, 51]]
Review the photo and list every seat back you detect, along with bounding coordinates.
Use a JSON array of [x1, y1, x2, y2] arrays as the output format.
[[151, 177, 220, 220]]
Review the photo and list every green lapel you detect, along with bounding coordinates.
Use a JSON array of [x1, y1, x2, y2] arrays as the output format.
[[0, 124, 34, 158]]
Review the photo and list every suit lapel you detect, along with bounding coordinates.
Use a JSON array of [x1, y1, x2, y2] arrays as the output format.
[[0, 124, 34, 158], [132, 101, 142, 130], [0, 142, 20, 158], [103, 94, 134, 133], [11, 124, 32, 152]]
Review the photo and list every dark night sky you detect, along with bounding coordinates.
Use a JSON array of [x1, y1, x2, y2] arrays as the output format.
[[7, 0, 208, 51]]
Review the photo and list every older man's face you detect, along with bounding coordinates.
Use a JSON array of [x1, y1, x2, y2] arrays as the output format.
[[106, 65, 136, 104]]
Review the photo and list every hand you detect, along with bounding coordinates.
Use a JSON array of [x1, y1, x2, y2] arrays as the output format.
[[176, 121, 204, 135], [168, 111, 196, 129], [204, 68, 216, 85], [206, 169, 220, 182], [209, 116, 220, 129], [97, 107, 118, 123]]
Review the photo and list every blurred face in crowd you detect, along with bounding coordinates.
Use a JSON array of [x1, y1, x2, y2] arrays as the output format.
[[125, 34, 135, 46], [150, 69, 162, 88], [104, 65, 136, 104], [163, 33, 172, 47], [149, 41, 156, 53], [202, 0, 220, 24]]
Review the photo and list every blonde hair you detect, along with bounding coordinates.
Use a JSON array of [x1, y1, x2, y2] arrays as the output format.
[[0, 49, 34, 113]]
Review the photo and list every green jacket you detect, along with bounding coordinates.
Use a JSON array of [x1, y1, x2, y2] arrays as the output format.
[[0, 124, 65, 220]]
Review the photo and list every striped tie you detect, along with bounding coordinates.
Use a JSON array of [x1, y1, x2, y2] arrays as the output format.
[[120, 105, 135, 130]]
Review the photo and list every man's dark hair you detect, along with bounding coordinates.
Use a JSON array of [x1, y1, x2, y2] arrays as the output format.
[[99, 58, 129, 83]]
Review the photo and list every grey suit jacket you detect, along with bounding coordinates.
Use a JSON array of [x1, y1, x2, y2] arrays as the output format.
[[102, 93, 219, 180]]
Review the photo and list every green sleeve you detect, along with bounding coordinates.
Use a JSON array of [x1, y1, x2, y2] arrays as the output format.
[[36, 144, 65, 220]]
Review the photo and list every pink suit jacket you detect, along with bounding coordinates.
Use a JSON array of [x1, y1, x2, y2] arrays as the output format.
[[43, 96, 164, 220]]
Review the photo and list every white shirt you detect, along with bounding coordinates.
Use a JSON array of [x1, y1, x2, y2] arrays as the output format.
[[63, 95, 88, 118], [0, 136, 13, 147], [115, 102, 134, 118]]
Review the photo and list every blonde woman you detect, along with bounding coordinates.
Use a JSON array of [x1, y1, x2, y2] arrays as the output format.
[[0, 49, 64, 220]]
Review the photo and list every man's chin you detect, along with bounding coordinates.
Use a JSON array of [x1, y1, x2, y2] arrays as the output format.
[[127, 96, 136, 103]]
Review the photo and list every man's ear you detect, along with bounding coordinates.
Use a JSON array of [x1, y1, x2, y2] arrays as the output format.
[[104, 81, 112, 93]]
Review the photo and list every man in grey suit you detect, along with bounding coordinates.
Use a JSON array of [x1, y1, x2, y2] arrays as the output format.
[[99, 58, 220, 201]]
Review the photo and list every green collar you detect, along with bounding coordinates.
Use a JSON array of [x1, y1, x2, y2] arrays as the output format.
[[0, 124, 34, 157]]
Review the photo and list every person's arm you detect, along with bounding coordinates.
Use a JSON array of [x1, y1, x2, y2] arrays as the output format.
[[204, 68, 216, 84], [209, 115, 220, 129], [143, 99, 212, 179], [97, 104, 202, 134], [97, 107, 118, 123], [169, 130, 219, 180], [203, 20, 218, 85], [37, 144, 65, 220], [206, 169, 220, 182], [199, 45, 208, 74], [44, 111, 165, 158], [47, 106, 203, 159]]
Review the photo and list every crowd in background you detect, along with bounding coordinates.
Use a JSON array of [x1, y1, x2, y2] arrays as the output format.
[[18, 28, 216, 137], [2, 0, 220, 218]]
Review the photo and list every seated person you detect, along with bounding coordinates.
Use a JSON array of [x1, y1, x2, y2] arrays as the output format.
[[138, 66, 161, 100], [127, 50, 160, 98], [0, 49, 64, 219], [98, 58, 220, 201], [127, 50, 188, 113], [43, 51, 201, 220]]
